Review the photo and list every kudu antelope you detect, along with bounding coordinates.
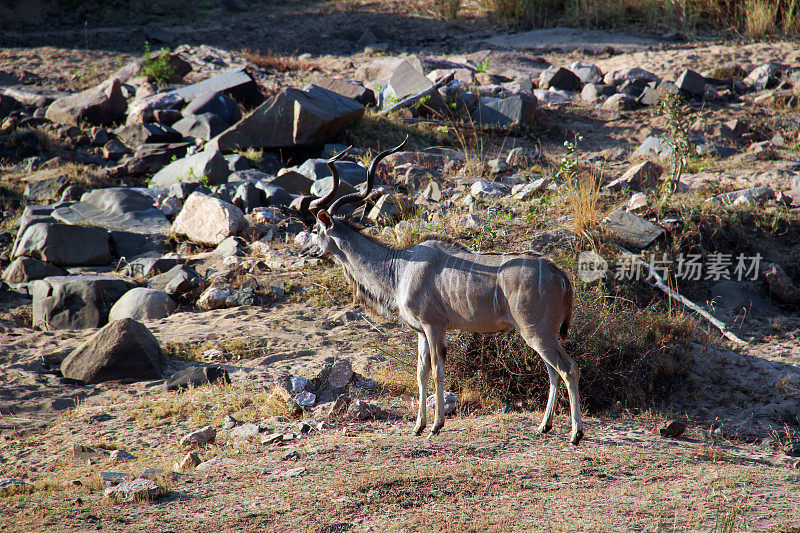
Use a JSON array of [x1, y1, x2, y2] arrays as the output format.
[[298, 140, 583, 445]]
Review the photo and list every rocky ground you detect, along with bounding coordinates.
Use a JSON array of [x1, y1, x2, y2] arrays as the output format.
[[1, 1, 800, 531]]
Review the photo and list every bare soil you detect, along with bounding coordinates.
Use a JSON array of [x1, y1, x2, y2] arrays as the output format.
[[1, 1, 800, 531]]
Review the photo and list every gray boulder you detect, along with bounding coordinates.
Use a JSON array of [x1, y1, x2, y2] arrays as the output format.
[[171, 113, 229, 141], [675, 69, 707, 97], [120, 257, 182, 279], [174, 68, 264, 110], [164, 366, 231, 391], [539, 67, 582, 92], [182, 91, 241, 125], [52, 188, 170, 235], [116, 123, 181, 149], [2, 257, 67, 284], [13, 223, 112, 266], [61, 318, 165, 383], [297, 158, 366, 186], [308, 75, 376, 107], [213, 85, 364, 150], [471, 94, 537, 127], [108, 287, 176, 321], [149, 148, 230, 188], [122, 142, 190, 176], [310, 176, 356, 199], [45, 77, 127, 126], [603, 210, 664, 248], [110, 231, 167, 260], [224, 154, 251, 172], [147, 264, 202, 296], [255, 182, 293, 207], [259, 172, 313, 195], [32, 275, 135, 330]]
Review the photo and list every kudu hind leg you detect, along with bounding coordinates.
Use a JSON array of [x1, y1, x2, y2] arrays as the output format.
[[538, 363, 560, 434], [525, 335, 583, 445], [414, 333, 431, 436]]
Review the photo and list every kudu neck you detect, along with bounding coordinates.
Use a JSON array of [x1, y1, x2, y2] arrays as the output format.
[[332, 222, 401, 314]]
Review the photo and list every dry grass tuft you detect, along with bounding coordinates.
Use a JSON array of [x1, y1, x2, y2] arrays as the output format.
[[563, 169, 602, 243], [239, 48, 313, 72], [126, 380, 289, 427]]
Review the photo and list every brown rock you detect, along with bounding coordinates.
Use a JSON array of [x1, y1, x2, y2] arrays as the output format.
[[658, 420, 686, 438]]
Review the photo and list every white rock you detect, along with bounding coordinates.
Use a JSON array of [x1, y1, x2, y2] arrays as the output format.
[[172, 192, 247, 246], [253, 207, 285, 224], [108, 287, 176, 322], [470, 180, 505, 198], [426, 391, 460, 415], [179, 426, 217, 447], [109, 449, 135, 463], [197, 287, 231, 310]]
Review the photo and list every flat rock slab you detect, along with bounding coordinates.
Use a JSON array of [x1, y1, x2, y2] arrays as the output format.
[[104, 478, 166, 503], [603, 210, 664, 249], [483, 27, 665, 53], [52, 188, 170, 235], [174, 68, 264, 109], [13, 222, 112, 266]]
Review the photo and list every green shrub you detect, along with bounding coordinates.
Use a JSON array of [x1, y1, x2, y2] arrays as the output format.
[[141, 42, 175, 84]]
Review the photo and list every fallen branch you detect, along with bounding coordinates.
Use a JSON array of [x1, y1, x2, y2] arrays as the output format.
[[380, 71, 454, 115], [397, 116, 516, 136], [616, 246, 748, 345]]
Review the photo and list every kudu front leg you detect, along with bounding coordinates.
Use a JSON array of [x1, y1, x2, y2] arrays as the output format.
[[413, 333, 431, 436], [426, 327, 447, 438]]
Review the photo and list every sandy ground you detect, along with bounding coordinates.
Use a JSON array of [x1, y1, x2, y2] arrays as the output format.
[[1, 2, 799, 530]]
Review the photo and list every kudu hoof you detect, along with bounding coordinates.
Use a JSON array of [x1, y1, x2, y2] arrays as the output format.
[[427, 425, 443, 439], [570, 430, 584, 446], [413, 425, 426, 436], [537, 424, 552, 434]]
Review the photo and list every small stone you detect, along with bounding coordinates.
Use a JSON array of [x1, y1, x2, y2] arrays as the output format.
[[294, 391, 317, 407], [0, 478, 32, 495], [222, 414, 239, 430], [172, 451, 202, 472], [104, 478, 166, 503], [109, 449, 135, 463], [426, 391, 460, 416], [327, 359, 353, 389], [283, 449, 299, 461], [290, 375, 308, 393], [658, 420, 686, 438], [260, 432, 283, 445], [283, 466, 307, 478], [347, 399, 374, 420], [627, 192, 649, 214], [99, 472, 130, 488], [230, 422, 261, 441], [180, 426, 217, 448], [197, 287, 232, 310]]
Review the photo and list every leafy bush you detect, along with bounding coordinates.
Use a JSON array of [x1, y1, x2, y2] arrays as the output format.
[[141, 42, 175, 84]]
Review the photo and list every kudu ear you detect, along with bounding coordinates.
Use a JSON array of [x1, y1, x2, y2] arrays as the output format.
[[317, 210, 333, 230]]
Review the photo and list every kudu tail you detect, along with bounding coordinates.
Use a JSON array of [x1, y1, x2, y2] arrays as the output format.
[[560, 275, 573, 341]]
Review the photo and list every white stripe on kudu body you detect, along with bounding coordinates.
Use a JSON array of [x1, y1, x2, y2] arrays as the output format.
[[299, 141, 583, 445]]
